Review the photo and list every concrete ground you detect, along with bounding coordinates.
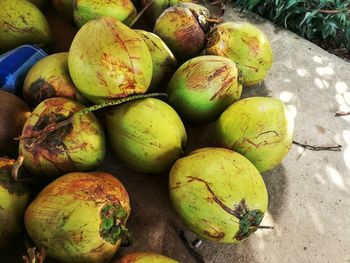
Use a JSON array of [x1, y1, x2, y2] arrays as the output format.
[[3, 4, 350, 263]]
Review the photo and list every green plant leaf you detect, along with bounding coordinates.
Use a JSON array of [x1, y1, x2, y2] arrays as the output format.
[[335, 12, 348, 25], [274, 3, 286, 19], [285, 0, 298, 9], [234, 0, 350, 52], [284, 11, 294, 28], [323, 20, 339, 38], [343, 27, 350, 50], [299, 10, 319, 27]]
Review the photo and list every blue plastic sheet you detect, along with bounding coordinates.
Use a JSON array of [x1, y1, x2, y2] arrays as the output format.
[[0, 45, 47, 95]]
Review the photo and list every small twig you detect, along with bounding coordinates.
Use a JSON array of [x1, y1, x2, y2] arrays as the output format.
[[250, 225, 274, 230], [129, 0, 154, 28], [335, 110, 350, 117], [180, 230, 205, 263], [305, 6, 350, 14], [318, 8, 350, 14], [293, 140, 342, 151]]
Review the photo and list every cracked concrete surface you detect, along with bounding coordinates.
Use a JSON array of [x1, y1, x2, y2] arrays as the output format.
[[2, 4, 350, 263]]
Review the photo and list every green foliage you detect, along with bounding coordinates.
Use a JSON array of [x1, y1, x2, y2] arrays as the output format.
[[234, 0, 350, 51]]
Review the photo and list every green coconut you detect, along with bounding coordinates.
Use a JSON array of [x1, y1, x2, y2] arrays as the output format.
[[153, 3, 211, 62], [206, 22, 273, 87], [25, 171, 131, 263], [141, 0, 192, 26], [135, 30, 177, 91], [169, 147, 269, 243], [19, 97, 106, 179], [23, 53, 87, 107], [73, 0, 137, 28], [0, 91, 31, 157], [167, 55, 242, 123], [0, 0, 51, 52], [215, 97, 294, 173], [105, 98, 187, 174], [68, 17, 153, 104], [0, 158, 31, 248], [116, 252, 179, 262]]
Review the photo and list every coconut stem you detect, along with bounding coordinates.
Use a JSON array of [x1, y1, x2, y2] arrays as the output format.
[[18, 93, 167, 142], [12, 155, 24, 181], [79, 93, 167, 115], [250, 225, 274, 230], [293, 140, 342, 151], [129, 0, 154, 28]]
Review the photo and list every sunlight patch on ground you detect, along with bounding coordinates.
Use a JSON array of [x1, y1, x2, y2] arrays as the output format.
[[326, 165, 346, 190], [335, 94, 350, 112], [342, 130, 350, 170], [322, 79, 330, 88], [313, 77, 330, 89], [296, 68, 310, 77], [287, 104, 297, 118], [335, 82, 348, 93], [312, 56, 323, 63], [315, 66, 334, 76], [343, 129, 350, 143], [343, 92, 350, 106], [315, 173, 327, 185], [344, 147, 350, 173], [296, 145, 306, 154], [279, 91, 293, 103], [308, 205, 325, 234], [314, 77, 324, 89], [257, 211, 276, 242]]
